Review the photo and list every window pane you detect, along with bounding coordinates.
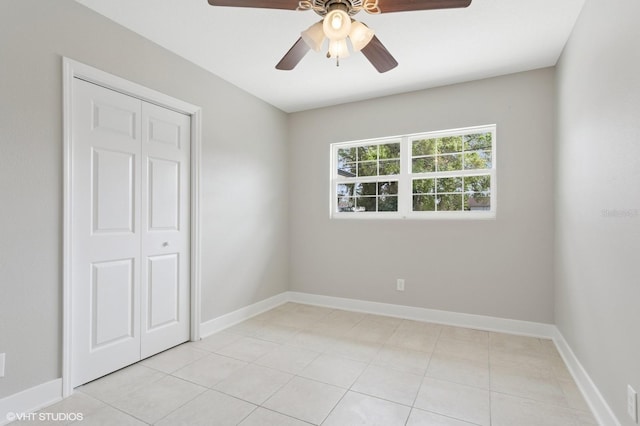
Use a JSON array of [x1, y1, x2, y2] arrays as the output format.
[[337, 183, 355, 196], [358, 182, 377, 196], [337, 162, 356, 177], [379, 159, 400, 175], [412, 157, 435, 173], [337, 184, 354, 212], [337, 196, 355, 212], [437, 136, 463, 154], [464, 175, 491, 193], [413, 195, 436, 211], [436, 177, 463, 193], [413, 178, 435, 194], [464, 150, 492, 170], [379, 181, 398, 196], [378, 196, 398, 212], [358, 162, 377, 177], [437, 154, 462, 172], [465, 194, 491, 211], [338, 147, 356, 163], [337, 147, 357, 177], [438, 194, 464, 211], [358, 145, 378, 161], [464, 132, 492, 151], [356, 196, 376, 212], [412, 139, 436, 156], [379, 143, 400, 159]]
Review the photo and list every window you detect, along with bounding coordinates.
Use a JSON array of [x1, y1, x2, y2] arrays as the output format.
[[331, 125, 496, 219], [336, 141, 401, 213]]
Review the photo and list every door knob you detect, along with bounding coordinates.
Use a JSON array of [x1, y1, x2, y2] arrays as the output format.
[[162, 242, 169, 247]]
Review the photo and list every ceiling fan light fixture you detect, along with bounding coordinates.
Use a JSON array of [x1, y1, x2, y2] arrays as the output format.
[[301, 21, 325, 51], [328, 38, 350, 59], [323, 9, 351, 40], [209, 0, 474, 73], [349, 20, 375, 51]]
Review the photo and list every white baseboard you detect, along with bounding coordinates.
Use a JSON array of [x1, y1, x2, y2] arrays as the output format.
[[198, 292, 289, 338], [288, 291, 556, 338], [199, 290, 554, 340], [552, 329, 620, 426], [0, 379, 62, 426]]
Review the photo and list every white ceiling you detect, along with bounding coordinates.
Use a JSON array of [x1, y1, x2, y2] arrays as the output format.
[[75, 0, 585, 112]]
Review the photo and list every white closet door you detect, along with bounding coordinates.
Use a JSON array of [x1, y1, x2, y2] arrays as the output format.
[[140, 102, 190, 358], [71, 79, 190, 387], [71, 79, 143, 387]]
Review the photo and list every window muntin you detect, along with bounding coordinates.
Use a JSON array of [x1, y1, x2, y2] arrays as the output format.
[[337, 142, 400, 178], [412, 175, 491, 212], [411, 133, 492, 173], [410, 131, 493, 213], [331, 126, 496, 219], [337, 181, 398, 212], [334, 140, 401, 214]]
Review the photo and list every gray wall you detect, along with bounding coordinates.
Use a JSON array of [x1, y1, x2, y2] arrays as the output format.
[[555, 0, 640, 424], [6, 2, 637, 421], [0, 0, 289, 398], [289, 68, 556, 323]]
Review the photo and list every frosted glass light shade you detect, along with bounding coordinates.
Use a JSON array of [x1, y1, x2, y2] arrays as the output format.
[[301, 21, 325, 52], [328, 38, 350, 58], [349, 21, 374, 51], [323, 9, 351, 40]]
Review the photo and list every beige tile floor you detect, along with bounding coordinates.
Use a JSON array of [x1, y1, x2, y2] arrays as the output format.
[[15, 303, 598, 425]]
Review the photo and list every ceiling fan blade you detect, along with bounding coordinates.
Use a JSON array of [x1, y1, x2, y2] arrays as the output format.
[[276, 38, 311, 70], [377, 0, 471, 13], [361, 36, 398, 73], [207, 0, 298, 10]]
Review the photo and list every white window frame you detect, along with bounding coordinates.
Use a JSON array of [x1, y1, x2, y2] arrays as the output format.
[[330, 124, 497, 220]]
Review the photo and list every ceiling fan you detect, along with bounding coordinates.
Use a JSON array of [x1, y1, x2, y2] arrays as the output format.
[[207, 0, 472, 73]]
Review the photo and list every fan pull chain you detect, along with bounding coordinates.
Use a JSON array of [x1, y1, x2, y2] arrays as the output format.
[[326, 51, 341, 67]]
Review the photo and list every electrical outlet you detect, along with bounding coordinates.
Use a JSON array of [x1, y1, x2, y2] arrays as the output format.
[[0, 353, 5, 378], [628, 385, 638, 423], [396, 279, 405, 291]]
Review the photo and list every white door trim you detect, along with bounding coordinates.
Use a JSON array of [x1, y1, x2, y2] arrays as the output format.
[[62, 57, 202, 397]]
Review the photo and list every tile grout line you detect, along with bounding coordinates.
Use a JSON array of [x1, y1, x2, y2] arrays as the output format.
[[62, 303, 595, 426]]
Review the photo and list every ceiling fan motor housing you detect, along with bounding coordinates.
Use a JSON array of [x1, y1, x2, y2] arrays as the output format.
[[313, 0, 363, 16]]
